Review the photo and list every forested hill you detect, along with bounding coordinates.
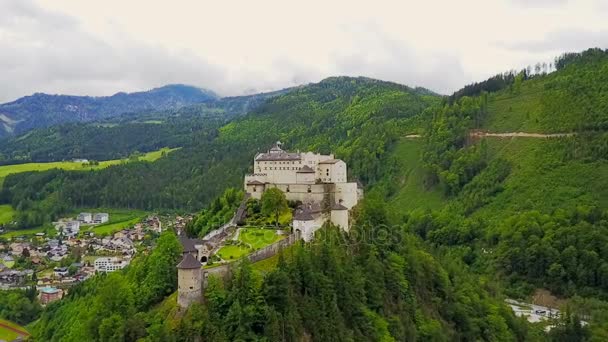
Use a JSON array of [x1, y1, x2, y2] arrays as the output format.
[[0, 88, 289, 163], [0, 84, 217, 137], [1, 76, 439, 227]]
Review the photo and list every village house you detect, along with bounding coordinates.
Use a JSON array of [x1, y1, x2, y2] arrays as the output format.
[[39, 286, 63, 305], [54, 267, 69, 277], [93, 213, 109, 224], [77, 212, 93, 224]]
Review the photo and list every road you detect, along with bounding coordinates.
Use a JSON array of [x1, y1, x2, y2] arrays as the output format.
[[506, 299, 560, 323], [404, 131, 575, 139], [470, 131, 575, 138]]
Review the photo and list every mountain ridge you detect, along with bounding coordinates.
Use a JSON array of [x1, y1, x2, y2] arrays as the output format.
[[0, 84, 218, 137]]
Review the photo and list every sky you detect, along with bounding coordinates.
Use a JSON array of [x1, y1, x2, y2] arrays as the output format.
[[0, 0, 607, 102]]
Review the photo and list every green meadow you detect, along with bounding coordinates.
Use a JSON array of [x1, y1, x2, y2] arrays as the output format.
[[0, 147, 178, 184], [0, 204, 15, 224]]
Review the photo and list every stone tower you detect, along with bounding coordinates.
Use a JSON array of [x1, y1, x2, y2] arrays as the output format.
[[177, 253, 203, 309]]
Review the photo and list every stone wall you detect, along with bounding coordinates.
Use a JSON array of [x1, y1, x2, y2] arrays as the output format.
[[202, 233, 299, 288]]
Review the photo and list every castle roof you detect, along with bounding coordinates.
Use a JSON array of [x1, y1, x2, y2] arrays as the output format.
[[318, 159, 342, 164], [179, 236, 197, 253], [331, 202, 348, 210], [256, 143, 301, 161], [296, 165, 315, 173], [256, 152, 301, 161], [293, 210, 314, 221], [177, 253, 202, 269]]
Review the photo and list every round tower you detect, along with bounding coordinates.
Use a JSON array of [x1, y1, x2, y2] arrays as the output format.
[[330, 202, 349, 232], [177, 253, 203, 309]]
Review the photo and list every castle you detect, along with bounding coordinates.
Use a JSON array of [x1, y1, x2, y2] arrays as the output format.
[[176, 142, 361, 308], [245, 142, 360, 240]]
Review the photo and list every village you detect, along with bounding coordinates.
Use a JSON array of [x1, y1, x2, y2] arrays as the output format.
[[0, 212, 191, 306]]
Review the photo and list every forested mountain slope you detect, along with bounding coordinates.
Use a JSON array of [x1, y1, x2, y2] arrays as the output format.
[[366, 49, 608, 337], [0, 89, 288, 163], [0, 76, 439, 227], [0, 84, 217, 137]]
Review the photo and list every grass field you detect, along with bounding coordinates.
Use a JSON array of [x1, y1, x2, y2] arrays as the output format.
[[239, 228, 285, 250], [90, 217, 142, 235], [385, 138, 446, 222], [78, 208, 147, 236], [0, 319, 29, 341], [0, 204, 15, 224], [251, 244, 295, 274], [0, 226, 48, 239], [217, 245, 251, 260], [0, 147, 178, 184]]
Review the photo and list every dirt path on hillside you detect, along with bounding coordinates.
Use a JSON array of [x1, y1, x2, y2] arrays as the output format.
[[469, 130, 575, 138], [404, 131, 575, 139], [0, 320, 30, 338]]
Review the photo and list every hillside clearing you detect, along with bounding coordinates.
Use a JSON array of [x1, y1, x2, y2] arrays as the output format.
[[0, 147, 178, 184]]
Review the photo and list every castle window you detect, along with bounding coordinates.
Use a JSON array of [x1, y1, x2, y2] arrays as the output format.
[[307, 186, 312, 193], [189, 286, 193, 290], [286, 186, 290, 192]]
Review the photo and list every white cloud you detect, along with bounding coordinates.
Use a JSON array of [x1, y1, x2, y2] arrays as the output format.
[[0, 0, 606, 102], [508, 0, 569, 8], [499, 28, 608, 53]]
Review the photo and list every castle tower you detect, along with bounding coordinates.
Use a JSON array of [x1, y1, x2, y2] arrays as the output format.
[[177, 253, 203, 309], [330, 202, 349, 232]]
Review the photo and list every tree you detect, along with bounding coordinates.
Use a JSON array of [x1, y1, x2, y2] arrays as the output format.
[[261, 188, 288, 228]]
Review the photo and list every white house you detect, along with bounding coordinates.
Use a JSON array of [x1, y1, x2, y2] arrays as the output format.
[[94, 257, 130, 273], [77, 213, 92, 223], [93, 213, 109, 224]]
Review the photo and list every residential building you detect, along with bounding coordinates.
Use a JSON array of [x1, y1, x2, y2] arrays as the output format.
[[94, 257, 130, 273], [77, 212, 93, 223], [93, 213, 109, 224], [40, 287, 62, 305]]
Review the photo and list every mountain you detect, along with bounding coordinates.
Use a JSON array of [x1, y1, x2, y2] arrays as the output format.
[[0, 88, 290, 163], [1, 76, 440, 224], [0, 84, 218, 137]]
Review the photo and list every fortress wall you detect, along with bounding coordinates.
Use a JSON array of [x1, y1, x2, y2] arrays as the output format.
[[201, 234, 299, 288]]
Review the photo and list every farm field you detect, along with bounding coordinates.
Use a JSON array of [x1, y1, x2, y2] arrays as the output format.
[[0, 147, 178, 184]]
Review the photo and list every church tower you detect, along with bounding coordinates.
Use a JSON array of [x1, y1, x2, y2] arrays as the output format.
[[177, 253, 202, 309]]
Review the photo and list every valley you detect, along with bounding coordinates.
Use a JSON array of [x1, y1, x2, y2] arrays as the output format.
[[0, 49, 607, 341]]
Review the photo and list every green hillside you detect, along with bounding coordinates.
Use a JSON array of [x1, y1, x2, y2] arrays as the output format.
[[7, 50, 608, 340], [480, 48, 608, 133], [1, 76, 440, 227]]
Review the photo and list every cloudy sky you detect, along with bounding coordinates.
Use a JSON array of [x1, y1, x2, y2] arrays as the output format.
[[0, 0, 607, 102]]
